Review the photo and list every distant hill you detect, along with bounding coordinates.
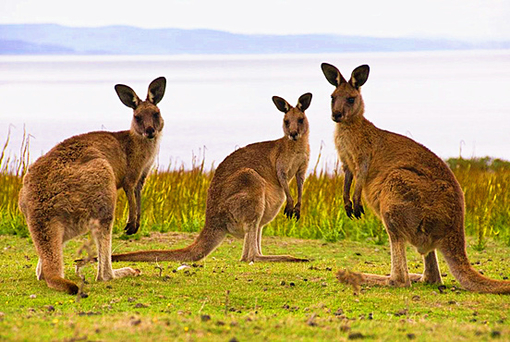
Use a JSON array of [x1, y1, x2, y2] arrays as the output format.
[[1, 24, 509, 55]]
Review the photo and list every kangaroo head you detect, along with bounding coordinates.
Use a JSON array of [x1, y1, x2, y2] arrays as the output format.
[[272, 93, 312, 141], [321, 63, 369, 124], [115, 77, 166, 140]]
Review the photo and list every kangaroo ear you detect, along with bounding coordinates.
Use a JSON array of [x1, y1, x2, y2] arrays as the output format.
[[272, 96, 291, 113], [349, 65, 370, 89], [115, 84, 141, 109], [147, 77, 166, 105], [297, 93, 312, 112], [321, 63, 346, 87]]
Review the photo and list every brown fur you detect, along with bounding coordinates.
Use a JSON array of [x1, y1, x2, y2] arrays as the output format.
[[108, 93, 313, 263], [18, 77, 166, 294], [321, 63, 510, 294]]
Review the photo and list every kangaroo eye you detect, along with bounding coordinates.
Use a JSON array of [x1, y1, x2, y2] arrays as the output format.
[[153, 112, 160, 119], [284, 120, 290, 127], [134, 116, 142, 123], [298, 118, 304, 124], [347, 97, 355, 104]]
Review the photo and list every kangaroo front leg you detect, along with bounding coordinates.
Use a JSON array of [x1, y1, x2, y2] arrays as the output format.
[[293, 165, 306, 220], [276, 160, 297, 219], [123, 183, 139, 235], [134, 172, 147, 227], [352, 159, 370, 219], [342, 165, 354, 218]]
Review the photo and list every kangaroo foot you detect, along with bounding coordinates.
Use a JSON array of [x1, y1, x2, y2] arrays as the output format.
[[409, 273, 423, 283], [243, 254, 309, 263], [337, 269, 412, 287], [113, 267, 141, 278], [97, 267, 140, 282], [409, 272, 442, 285]]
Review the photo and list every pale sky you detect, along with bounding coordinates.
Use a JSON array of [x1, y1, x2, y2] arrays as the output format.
[[1, 0, 510, 41]]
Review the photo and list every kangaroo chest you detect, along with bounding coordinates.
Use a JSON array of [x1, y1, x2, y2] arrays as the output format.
[[334, 129, 360, 171]]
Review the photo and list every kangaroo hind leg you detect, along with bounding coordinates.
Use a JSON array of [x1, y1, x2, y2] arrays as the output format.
[[239, 224, 308, 263], [342, 234, 411, 287], [229, 168, 307, 263], [91, 219, 139, 281], [338, 210, 412, 288], [30, 220, 79, 294], [419, 250, 442, 284]]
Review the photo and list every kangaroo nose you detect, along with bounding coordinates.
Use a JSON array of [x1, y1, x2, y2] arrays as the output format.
[[290, 132, 298, 140], [145, 127, 155, 139], [332, 112, 343, 122]]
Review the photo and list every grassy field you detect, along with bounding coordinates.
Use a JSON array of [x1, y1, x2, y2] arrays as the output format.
[[0, 232, 509, 341], [1, 138, 510, 340]]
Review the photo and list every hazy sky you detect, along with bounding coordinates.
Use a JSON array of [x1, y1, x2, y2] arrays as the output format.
[[2, 0, 509, 41]]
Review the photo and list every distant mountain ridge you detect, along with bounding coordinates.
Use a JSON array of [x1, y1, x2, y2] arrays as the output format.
[[1, 24, 509, 55]]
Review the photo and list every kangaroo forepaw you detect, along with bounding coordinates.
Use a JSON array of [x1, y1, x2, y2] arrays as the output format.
[[289, 203, 301, 220], [284, 207, 301, 220], [284, 203, 296, 219], [344, 202, 354, 219], [124, 221, 140, 235], [353, 202, 364, 219], [294, 206, 301, 220]]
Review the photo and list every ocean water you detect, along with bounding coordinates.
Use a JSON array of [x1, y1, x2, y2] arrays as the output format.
[[1, 50, 509, 171]]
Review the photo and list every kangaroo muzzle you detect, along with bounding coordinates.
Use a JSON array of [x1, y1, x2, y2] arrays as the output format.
[[289, 132, 299, 141], [332, 112, 343, 122], [145, 127, 156, 139]]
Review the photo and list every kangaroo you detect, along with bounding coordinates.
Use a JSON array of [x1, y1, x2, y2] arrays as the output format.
[[106, 93, 312, 263], [18, 77, 166, 294], [321, 63, 510, 294]]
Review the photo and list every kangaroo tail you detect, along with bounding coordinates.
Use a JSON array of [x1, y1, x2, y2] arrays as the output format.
[[111, 224, 227, 263], [440, 236, 510, 294]]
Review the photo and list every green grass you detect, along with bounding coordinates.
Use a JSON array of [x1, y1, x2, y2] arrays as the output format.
[[0, 233, 508, 341], [2, 144, 510, 247]]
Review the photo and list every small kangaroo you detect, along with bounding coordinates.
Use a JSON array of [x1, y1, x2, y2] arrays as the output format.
[[107, 93, 312, 263], [321, 63, 510, 294], [18, 77, 166, 294]]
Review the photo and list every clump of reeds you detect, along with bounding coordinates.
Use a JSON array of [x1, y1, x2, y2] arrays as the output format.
[[446, 157, 510, 248], [1, 134, 509, 248], [0, 127, 31, 236]]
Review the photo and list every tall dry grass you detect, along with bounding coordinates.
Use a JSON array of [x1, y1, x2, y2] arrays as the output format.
[[0, 128, 31, 236], [1, 134, 509, 247]]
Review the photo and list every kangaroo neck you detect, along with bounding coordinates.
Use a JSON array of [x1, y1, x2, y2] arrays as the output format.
[[336, 116, 376, 138], [282, 132, 309, 151], [125, 130, 160, 162]]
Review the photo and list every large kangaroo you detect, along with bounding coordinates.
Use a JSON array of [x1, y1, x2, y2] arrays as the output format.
[[18, 77, 166, 294], [321, 63, 510, 294], [107, 93, 312, 263]]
